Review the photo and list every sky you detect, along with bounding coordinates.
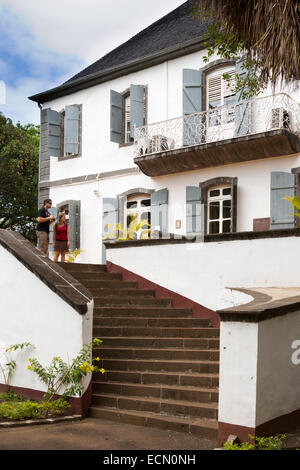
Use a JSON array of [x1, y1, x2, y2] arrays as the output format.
[[0, 0, 185, 125]]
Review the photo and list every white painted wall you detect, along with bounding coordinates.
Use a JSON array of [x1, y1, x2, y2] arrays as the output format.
[[256, 311, 300, 426], [218, 310, 300, 429], [106, 234, 300, 311], [50, 154, 300, 264], [218, 321, 259, 428], [0, 245, 93, 396]]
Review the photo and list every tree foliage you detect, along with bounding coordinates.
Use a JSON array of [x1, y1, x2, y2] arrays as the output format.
[[192, 0, 300, 94], [0, 113, 39, 243]]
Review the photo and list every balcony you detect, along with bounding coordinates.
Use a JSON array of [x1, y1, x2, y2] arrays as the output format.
[[133, 93, 300, 176]]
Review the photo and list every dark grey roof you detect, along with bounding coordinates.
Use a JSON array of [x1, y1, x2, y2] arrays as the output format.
[[29, 1, 208, 103]]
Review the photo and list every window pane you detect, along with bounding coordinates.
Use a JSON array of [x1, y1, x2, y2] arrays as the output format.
[[141, 199, 151, 207], [141, 211, 151, 229], [127, 201, 137, 209], [223, 199, 231, 219], [209, 221, 219, 234], [209, 189, 220, 197], [223, 220, 231, 233], [223, 187, 231, 195], [209, 201, 220, 220]]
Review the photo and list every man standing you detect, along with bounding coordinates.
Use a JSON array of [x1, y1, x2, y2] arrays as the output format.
[[36, 199, 56, 255]]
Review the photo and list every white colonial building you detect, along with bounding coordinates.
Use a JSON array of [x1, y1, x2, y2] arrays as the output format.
[[24, 0, 300, 444]]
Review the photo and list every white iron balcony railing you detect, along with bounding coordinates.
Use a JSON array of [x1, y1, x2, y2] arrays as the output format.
[[134, 93, 300, 158]]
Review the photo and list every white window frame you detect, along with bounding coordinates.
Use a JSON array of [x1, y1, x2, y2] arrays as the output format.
[[125, 194, 151, 238], [124, 94, 132, 144], [207, 184, 232, 234], [206, 66, 236, 127]]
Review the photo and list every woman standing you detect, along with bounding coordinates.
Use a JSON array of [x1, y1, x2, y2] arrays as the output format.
[[52, 212, 70, 262]]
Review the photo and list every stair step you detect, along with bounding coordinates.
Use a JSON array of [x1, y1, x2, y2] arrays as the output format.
[[83, 280, 138, 289], [89, 288, 155, 297], [94, 317, 213, 328], [95, 370, 219, 388], [61, 263, 107, 272], [93, 297, 172, 306], [94, 307, 192, 318], [66, 272, 122, 281], [95, 327, 218, 339], [92, 381, 218, 403], [101, 358, 219, 374], [88, 407, 218, 440], [98, 347, 219, 361], [98, 337, 219, 349], [91, 393, 218, 419]]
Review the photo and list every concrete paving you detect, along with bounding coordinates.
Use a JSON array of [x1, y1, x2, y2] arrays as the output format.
[[0, 417, 217, 451]]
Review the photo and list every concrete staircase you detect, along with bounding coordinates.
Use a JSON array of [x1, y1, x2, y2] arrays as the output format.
[[62, 262, 219, 440]]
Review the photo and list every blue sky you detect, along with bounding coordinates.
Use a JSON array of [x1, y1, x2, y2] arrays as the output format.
[[0, 0, 184, 125]]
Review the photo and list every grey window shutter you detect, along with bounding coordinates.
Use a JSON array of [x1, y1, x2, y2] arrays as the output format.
[[47, 109, 61, 157], [64, 105, 80, 155], [183, 69, 203, 146], [68, 200, 80, 251], [186, 186, 202, 236], [130, 85, 144, 139], [38, 109, 50, 207], [102, 198, 118, 263], [151, 188, 168, 236], [270, 172, 296, 229], [110, 90, 122, 144], [234, 58, 251, 136], [48, 206, 58, 252]]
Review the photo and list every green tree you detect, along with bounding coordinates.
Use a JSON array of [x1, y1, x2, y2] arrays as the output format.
[[0, 113, 39, 243]]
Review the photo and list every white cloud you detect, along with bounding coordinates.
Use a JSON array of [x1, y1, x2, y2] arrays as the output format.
[[0, 0, 186, 124], [0, 0, 185, 64], [0, 76, 56, 125]]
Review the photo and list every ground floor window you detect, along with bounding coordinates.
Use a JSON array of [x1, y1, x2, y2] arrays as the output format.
[[126, 194, 151, 238], [207, 185, 232, 234]]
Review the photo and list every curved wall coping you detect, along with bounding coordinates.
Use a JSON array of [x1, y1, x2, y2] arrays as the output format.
[[0, 229, 92, 315], [218, 287, 300, 322]]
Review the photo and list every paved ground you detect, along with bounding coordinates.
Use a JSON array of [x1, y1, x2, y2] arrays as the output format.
[[0, 417, 217, 451]]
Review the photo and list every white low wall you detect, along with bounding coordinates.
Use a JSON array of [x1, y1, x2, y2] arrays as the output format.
[[106, 235, 300, 311], [218, 310, 300, 431], [0, 245, 93, 397]]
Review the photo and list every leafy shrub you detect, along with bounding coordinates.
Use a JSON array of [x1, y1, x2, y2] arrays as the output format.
[[0, 398, 69, 421], [223, 434, 286, 450]]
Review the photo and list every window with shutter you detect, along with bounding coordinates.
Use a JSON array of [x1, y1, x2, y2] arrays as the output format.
[[207, 68, 236, 126], [111, 85, 147, 145], [45, 105, 82, 159]]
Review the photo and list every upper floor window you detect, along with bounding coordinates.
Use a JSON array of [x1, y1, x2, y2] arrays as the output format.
[[46, 105, 82, 159], [207, 66, 236, 126], [110, 85, 147, 145]]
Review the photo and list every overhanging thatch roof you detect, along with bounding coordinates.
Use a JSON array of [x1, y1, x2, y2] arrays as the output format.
[[195, 0, 300, 85]]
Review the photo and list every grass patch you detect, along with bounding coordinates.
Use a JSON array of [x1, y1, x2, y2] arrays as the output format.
[[0, 391, 70, 421]]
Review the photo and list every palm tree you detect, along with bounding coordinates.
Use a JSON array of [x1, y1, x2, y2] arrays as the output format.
[[194, 0, 300, 86]]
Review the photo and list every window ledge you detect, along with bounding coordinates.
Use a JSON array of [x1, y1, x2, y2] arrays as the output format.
[[58, 154, 82, 162]]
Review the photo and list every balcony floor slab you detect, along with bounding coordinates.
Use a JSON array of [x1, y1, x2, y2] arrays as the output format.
[[134, 129, 300, 176]]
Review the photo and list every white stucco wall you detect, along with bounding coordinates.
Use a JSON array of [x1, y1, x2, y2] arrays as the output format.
[[106, 235, 300, 311], [0, 245, 93, 396], [218, 310, 300, 429], [50, 154, 300, 264], [256, 311, 300, 426], [218, 321, 259, 428]]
